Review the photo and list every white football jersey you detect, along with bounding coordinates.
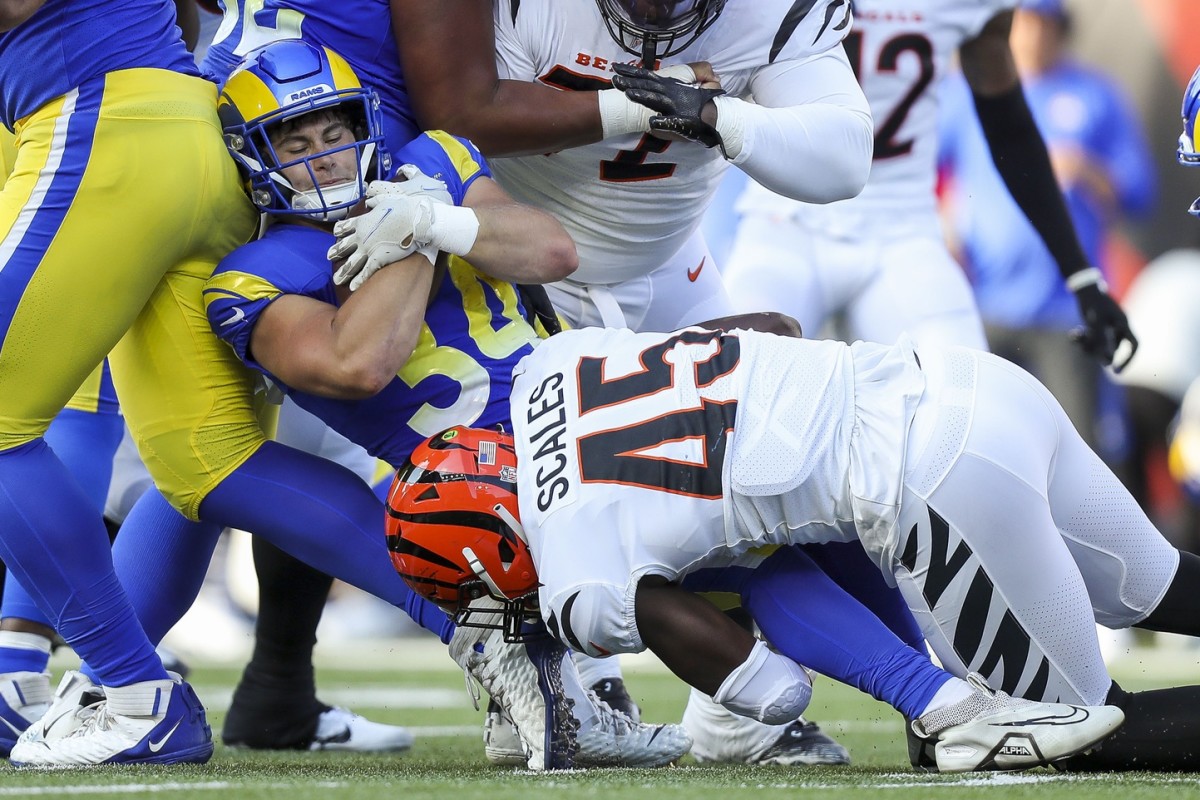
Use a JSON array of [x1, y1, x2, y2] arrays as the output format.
[[509, 326, 923, 656], [737, 0, 1018, 236], [492, 0, 854, 283]]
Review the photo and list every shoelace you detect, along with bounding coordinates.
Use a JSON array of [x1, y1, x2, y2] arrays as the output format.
[[587, 691, 635, 736], [67, 702, 115, 739]]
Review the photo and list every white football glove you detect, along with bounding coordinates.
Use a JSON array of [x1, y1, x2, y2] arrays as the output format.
[[328, 165, 453, 290]]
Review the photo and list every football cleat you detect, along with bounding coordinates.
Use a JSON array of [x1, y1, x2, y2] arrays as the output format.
[[911, 673, 1125, 773], [905, 720, 938, 772], [591, 678, 641, 724], [10, 675, 214, 767], [0, 672, 50, 757], [752, 719, 851, 767], [684, 688, 850, 766], [483, 698, 525, 767], [576, 690, 692, 768], [16, 670, 104, 751], [449, 599, 578, 770], [308, 706, 414, 753]]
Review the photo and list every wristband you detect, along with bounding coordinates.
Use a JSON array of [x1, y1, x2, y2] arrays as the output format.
[[712, 95, 746, 161], [598, 88, 654, 138], [1066, 267, 1108, 293], [426, 202, 480, 257]]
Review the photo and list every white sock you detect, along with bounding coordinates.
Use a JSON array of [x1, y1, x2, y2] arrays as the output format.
[[571, 651, 622, 689], [0, 630, 53, 658], [918, 677, 976, 718]]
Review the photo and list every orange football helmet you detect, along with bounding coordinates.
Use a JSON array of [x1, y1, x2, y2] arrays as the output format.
[[385, 426, 541, 640]]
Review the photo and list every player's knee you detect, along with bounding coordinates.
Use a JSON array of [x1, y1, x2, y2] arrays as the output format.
[[712, 639, 812, 725]]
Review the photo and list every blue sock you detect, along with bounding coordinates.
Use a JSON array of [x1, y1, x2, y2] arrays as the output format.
[[0, 439, 165, 686], [0, 578, 54, 674], [43, 407, 124, 517], [0, 631, 51, 674], [1, 405, 121, 676], [742, 547, 948, 721], [800, 541, 927, 652], [201, 442, 454, 644], [81, 489, 224, 684], [684, 545, 948, 721]]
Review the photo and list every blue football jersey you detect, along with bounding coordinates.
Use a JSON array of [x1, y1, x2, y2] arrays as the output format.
[[0, 0, 197, 129], [203, 132, 537, 464], [201, 0, 419, 150]]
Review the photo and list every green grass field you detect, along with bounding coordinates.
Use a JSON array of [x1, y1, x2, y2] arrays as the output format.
[[3, 636, 1200, 800]]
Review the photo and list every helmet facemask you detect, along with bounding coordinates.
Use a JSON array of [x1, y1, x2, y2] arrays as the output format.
[[595, 0, 727, 66], [219, 40, 392, 221], [226, 95, 388, 221]]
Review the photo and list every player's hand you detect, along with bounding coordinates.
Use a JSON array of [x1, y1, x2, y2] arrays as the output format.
[[328, 169, 448, 290], [1069, 283, 1138, 372], [611, 61, 727, 153], [388, 162, 454, 206]]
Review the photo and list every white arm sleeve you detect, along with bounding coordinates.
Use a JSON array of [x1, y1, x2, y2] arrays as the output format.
[[714, 47, 873, 203]]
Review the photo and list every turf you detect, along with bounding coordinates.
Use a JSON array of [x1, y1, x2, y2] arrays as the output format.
[[3, 636, 1198, 799]]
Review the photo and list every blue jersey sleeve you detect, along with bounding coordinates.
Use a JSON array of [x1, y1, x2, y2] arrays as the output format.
[[390, 132, 493, 203], [203, 224, 338, 374]]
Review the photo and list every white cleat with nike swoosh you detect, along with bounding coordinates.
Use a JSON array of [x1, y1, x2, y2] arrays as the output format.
[[9, 674, 213, 767], [0, 672, 50, 757], [911, 673, 1125, 773]]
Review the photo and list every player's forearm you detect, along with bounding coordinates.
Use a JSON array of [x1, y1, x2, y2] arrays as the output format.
[[426, 81, 606, 158], [724, 48, 873, 203], [722, 99, 873, 203], [973, 84, 1090, 280], [634, 578, 756, 696], [0, 0, 45, 30], [322, 256, 434, 397], [466, 203, 578, 284]]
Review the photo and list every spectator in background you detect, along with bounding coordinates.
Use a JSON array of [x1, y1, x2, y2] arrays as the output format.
[[938, 0, 1155, 458]]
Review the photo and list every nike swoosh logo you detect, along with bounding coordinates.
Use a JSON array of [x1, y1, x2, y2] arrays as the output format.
[[220, 306, 246, 327], [993, 706, 1091, 727], [40, 706, 76, 738], [647, 726, 663, 745], [687, 257, 706, 282], [363, 207, 393, 241], [148, 719, 182, 753]]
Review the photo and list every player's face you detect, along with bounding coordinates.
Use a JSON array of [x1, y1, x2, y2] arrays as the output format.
[[269, 110, 359, 192]]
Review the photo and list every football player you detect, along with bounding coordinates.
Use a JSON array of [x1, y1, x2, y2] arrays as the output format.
[[388, 323, 1200, 772], [722, 0, 1134, 364], [0, 0, 267, 767], [198, 0, 857, 766], [338, 0, 874, 767], [199, 38, 691, 771]]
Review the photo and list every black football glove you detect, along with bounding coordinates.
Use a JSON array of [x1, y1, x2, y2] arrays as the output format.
[[611, 62, 728, 155], [1069, 283, 1138, 372]]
